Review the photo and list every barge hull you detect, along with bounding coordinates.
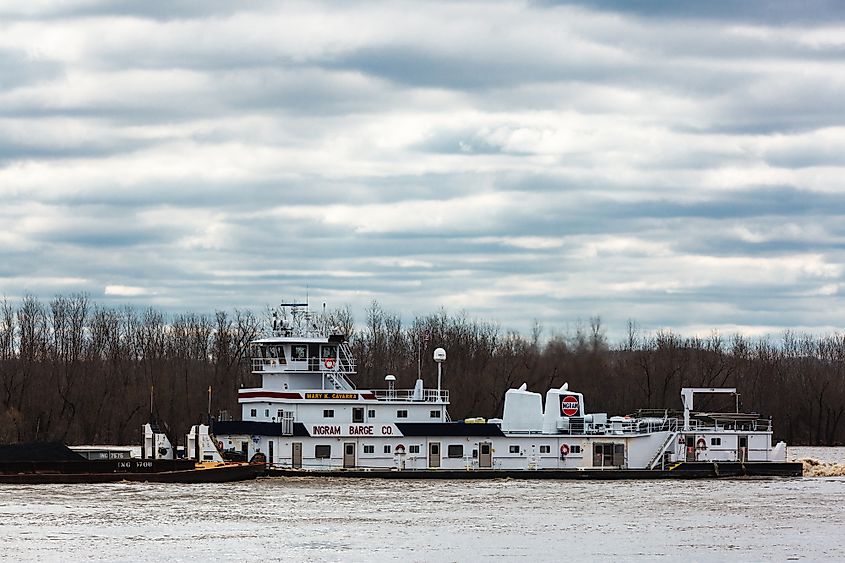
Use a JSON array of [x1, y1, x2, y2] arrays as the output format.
[[0, 463, 266, 484], [265, 462, 803, 480]]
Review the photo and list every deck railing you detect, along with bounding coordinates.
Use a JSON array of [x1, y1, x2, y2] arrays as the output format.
[[548, 416, 772, 436], [372, 389, 449, 403], [251, 356, 357, 374]]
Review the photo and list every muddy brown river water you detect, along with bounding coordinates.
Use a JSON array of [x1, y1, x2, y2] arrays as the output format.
[[0, 447, 843, 561]]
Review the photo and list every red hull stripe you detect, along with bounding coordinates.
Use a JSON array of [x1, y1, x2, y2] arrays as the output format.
[[239, 391, 303, 399]]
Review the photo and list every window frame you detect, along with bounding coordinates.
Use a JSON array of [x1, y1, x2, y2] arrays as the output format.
[[315, 445, 331, 459], [291, 344, 308, 361], [323, 409, 335, 418], [447, 444, 464, 458]]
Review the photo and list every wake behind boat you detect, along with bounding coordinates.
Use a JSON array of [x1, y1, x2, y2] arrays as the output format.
[[207, 304, 802, 479]]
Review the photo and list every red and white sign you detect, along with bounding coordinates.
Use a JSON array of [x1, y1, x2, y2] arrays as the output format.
[[560, 395, 579, 417]]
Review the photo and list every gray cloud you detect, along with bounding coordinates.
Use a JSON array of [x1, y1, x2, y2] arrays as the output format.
[[1, 1, 845, 340]]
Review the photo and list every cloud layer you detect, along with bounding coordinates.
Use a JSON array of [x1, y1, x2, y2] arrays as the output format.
[[2, 0, 845, 339]]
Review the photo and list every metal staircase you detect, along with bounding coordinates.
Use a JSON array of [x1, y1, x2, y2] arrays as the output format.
[[648, 430, 679, 469]]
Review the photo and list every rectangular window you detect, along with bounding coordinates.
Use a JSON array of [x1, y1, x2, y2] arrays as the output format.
[[397, 410, 408, 418], [711, 437, 721, 446], [571, 445, 581, 454], [277, 409, 283, 419], [315, 445, 331, 459], [384, 445, 392, 454], [509, 445, 520, 454], [291, 345, 307, 360], [353, 407, 364, 423], [323, 409, 334, 418], [430, 410, 440, 418], [593, 443, 622, 466], [447, 445, 464, 458], [368, 409, 376, 418], [540, 445, 551, 454], [250, 408, 257, 418], [264, 409, 269, 417], [363, 445, 374, 454], [409, 445, 420, 454]]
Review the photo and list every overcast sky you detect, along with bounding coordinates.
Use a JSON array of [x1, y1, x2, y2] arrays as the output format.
[[2, 0, 845, 340]]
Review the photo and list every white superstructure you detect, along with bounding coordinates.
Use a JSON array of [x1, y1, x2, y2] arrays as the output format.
[[212, 304, 788, 471]]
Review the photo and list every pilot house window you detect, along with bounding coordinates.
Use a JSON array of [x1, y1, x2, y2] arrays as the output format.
[[291, 345, 307, 360]]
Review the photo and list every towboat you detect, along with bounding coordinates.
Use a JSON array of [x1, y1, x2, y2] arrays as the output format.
[[207, 303, 802, 479]]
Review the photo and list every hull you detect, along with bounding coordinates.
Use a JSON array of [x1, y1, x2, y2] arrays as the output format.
[[266, 462, 803, 480], [0, 460, 266, 484]]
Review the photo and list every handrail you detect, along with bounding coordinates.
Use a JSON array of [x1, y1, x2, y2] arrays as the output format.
[[372, 389, 449, 403], [555, 416, 771, 436], [252, 356, 357, 374]]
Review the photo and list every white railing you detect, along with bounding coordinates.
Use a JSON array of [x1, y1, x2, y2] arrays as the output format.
[[554, 416, 772, 437], [279, 415, 295, 436], [325, 371, 356, 390], [372, 389, 449, 403], [252, 356, 356, 374]]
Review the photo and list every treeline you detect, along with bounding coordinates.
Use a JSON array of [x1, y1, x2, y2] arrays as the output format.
[[1, 295, 843, 445]]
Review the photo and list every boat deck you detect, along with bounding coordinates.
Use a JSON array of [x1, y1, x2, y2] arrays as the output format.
[[265, 462, 803, 480]]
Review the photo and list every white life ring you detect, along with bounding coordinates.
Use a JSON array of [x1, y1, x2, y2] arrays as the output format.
[[697, 438, 707, 449], [560, 443, 570, 456], [395, 444, 406, 453], [324, 357, 335, 369]]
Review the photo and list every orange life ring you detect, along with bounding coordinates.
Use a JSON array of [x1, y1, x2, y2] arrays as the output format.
[[560, 443, 570, 456], [324, 357, 335, 369], [697, 438, 707, 449]]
